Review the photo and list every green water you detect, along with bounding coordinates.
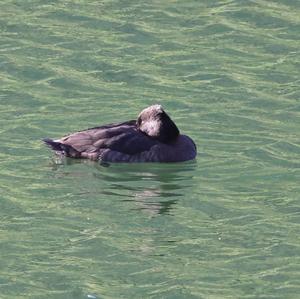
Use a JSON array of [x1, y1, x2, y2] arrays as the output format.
[[1, 0, 300, 298]]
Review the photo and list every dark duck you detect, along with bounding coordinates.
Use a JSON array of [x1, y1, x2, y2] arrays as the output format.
[[44, 105, 197, 163]]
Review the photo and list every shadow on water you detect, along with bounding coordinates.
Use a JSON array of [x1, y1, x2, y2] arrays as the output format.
[[47, 157, 197, 216]]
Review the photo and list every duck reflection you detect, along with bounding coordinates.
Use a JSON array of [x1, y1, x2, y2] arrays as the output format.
[[131, 190, 178, 216], [94, 162, 196, 216], [47, 158, 196, 216]]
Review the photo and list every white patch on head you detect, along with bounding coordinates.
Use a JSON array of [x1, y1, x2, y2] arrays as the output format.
[[147, 120, 159, 130], [139, 104, 164, 117], [142, 119, 160, 136], [152, 104, 163, 112]]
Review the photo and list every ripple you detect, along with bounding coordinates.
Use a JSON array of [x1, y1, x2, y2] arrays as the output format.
[[0, 0, 300, 298]]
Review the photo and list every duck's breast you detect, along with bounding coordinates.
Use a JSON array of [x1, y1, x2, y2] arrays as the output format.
[[154, 135, 197, 162]]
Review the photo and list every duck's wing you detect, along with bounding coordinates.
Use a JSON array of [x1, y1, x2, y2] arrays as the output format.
[[57, 120, 136, 152], [46, 120, 159, 160], [96, 130, 159, 155], [61, 120, 136, 143]]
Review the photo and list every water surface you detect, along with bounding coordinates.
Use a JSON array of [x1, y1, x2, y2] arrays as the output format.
[[0, 0, 300, 298]]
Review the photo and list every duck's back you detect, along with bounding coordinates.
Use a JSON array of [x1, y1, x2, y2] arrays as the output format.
[[53, 120, 160, 161]]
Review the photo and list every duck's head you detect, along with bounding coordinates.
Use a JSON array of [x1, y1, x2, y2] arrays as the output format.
[[136, 104, 180, 143]]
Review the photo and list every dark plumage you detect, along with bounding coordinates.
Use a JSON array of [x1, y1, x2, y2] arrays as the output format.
[[44, 105, 197, 163]]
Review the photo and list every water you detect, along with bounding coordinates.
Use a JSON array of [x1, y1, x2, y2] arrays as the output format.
[[1, 0, 300, 298]]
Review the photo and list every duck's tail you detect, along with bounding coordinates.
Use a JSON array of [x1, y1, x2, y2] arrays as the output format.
[[43, 138, 80, 158]]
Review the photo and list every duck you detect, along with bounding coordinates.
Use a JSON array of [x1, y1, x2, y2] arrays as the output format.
[[43, 104, 197, 163]]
